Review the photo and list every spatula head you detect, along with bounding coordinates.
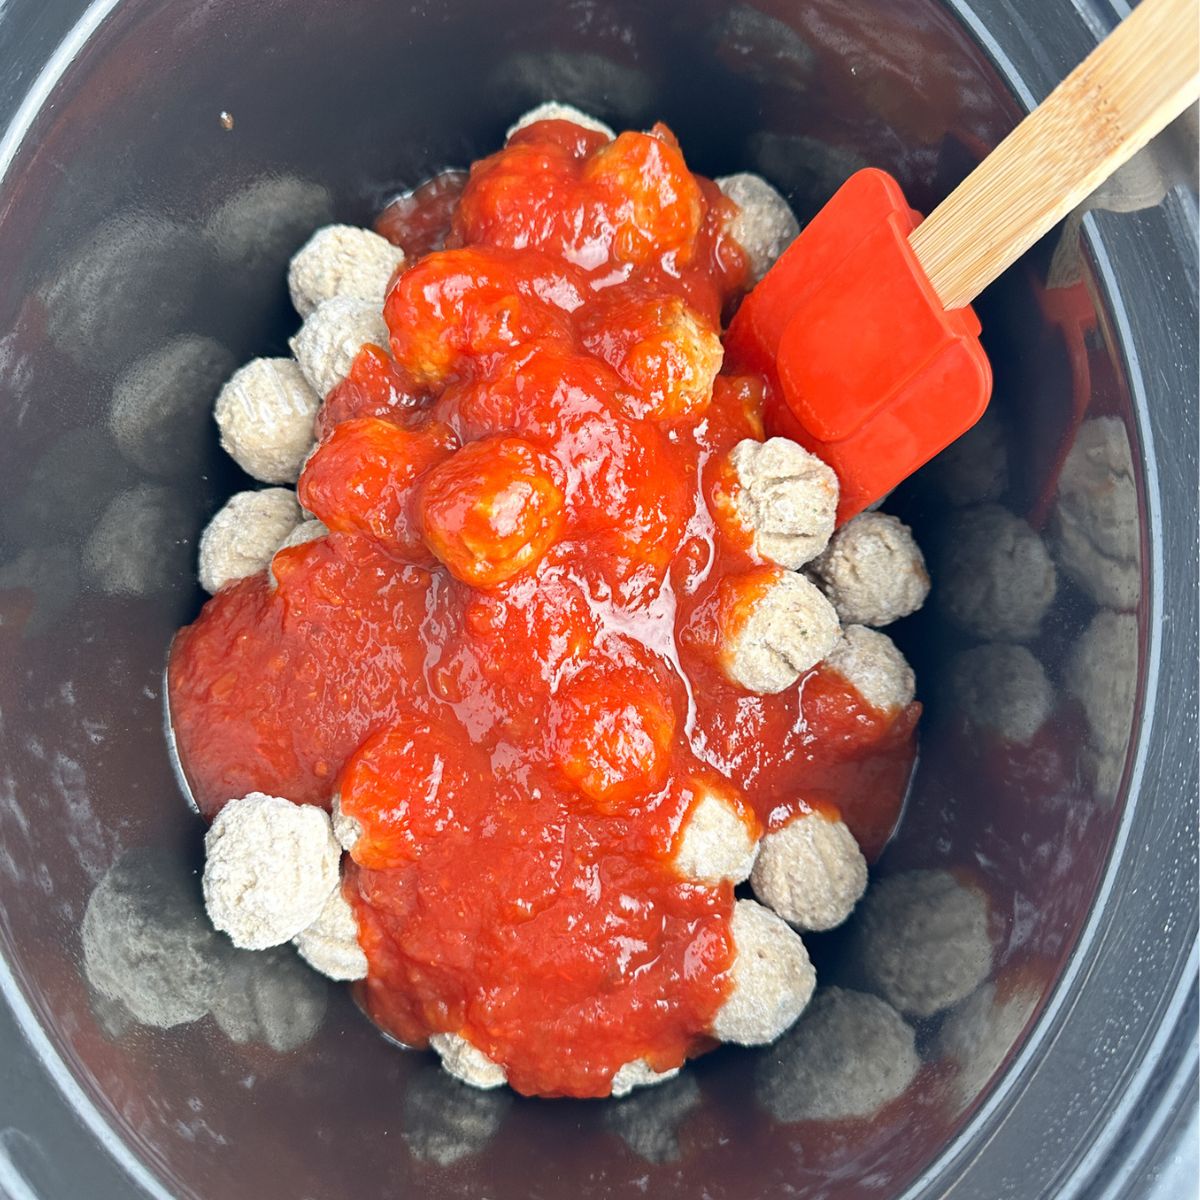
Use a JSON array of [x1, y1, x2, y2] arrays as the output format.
[[725, 168, 992, 522]]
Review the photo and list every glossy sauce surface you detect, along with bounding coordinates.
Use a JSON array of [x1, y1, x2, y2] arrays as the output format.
[[168, 120, 919, 1097]]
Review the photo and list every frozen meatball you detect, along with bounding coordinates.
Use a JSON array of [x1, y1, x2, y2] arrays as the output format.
[[293, 885, 368, 981], [810, 512, 930, 628], [278, 517, 328, 550], [610, 1059, 681, 1099], [711, 899, 816, 1045], [1066, 610, 1138, 758], [720, 568, 841, 694], [289, 296, 390, 399], [198, 488, 302, 594], [751, 811, 867, 932], [430, 1032, 508, 1090], [506, 101, 615, 140], [851, 869, 992, 1018], [214, 359, 321, 484], [210, 945, 328, 1053], [604, 1073, 701, 1164], [83, 484, 191, 597], [1051, 416, 1140, 610], [947, 643, 1053, 744], [726, 437, 839, 568], [82, 849, 226, 1029], [927, 410, 1009, 506], [288, 224, 407, 319], [823, 625, 915, 712], [755, 987, 918, 1122], [402, 1061, 512, 1166], [110, 335, 235, 477], [715, 172, 800, 284], [936, 504, 1057, 641], [673, 784, 759, 885], [203, 793, 341, 950], [934, 978, 1040, 1108]]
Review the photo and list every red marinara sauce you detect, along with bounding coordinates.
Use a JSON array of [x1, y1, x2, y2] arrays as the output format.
[[168, 120, 920, 1098]]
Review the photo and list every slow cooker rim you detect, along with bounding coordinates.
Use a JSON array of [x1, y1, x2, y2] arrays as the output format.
[[0, 0, 1195, 1197]]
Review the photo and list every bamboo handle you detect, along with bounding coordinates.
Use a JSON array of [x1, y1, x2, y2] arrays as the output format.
[[909, 0, 1200, 310]]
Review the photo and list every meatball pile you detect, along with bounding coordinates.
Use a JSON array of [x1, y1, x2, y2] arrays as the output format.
[[174, 103, 932, 1099]]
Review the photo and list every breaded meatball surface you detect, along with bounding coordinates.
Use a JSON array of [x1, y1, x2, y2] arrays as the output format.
[[214, 358, 321, 484], [198, 488, 302, 594], [727, 437, 838, 569], [203, 793, 341, 950], [822, 625, 915, 712], [810, 511, 930, 627], [711, 900, 816, 1044], [288, 224, 407, 318], [715, 172, 800, 283], [750, 811, 867, 932], [722, 569, 841, 694]]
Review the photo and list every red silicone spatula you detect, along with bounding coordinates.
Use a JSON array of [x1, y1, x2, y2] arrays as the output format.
[[725, 0, 1199, 522]]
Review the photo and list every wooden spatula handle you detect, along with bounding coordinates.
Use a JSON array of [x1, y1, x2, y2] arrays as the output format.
[[909, 0, 1200, 310]]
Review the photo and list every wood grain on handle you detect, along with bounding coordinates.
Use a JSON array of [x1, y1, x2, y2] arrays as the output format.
[[909, 0, 1200, 310]]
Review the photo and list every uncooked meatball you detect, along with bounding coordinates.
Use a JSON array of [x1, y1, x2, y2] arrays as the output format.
[[202, 793, 341, 950], [289, 296, 390, 399], [850, 869, 992, 1018], [288, 224, 407, 318], [672, 784, 759, 885], [82, 849, 226, 1029], [809, 511, 930, 627], [715, 172, 800, 284], [936, 504, 1057, 641], [711, 899, 816, 1044], [1051, 416, 1140, 610], [214, 358, 321, 484], [750, 811, 867, 932], [947, 643, 1053, 744], [293, 885, 367, 981], [430, 1032, 508, 1090], [198, 488, 302, 594], [506, 101, 615, 140], [720, 568, 841, 694], [822, 624, 915, 712], [725, 437, 839, 569], [755, 986, 918, 1121]]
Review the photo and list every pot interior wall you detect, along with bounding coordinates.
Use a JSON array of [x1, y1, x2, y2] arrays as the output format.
[[0, 1, 1145, 1197]]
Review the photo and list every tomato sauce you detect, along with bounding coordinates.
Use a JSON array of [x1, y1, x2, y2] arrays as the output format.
[[168, 119, 919, 1097]]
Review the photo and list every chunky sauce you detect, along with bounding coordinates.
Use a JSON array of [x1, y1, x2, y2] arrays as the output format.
[[168, 120, 919, 1097]]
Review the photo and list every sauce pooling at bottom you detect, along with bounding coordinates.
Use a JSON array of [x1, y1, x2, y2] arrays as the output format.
[[168, 116, 919, 1097]]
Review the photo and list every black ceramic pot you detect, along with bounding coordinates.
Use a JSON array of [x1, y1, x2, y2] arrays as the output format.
[[0, 1, 1195, 1197]]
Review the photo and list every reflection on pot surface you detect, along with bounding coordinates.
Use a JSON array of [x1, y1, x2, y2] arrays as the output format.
[[82, 848, 328, 1051]]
